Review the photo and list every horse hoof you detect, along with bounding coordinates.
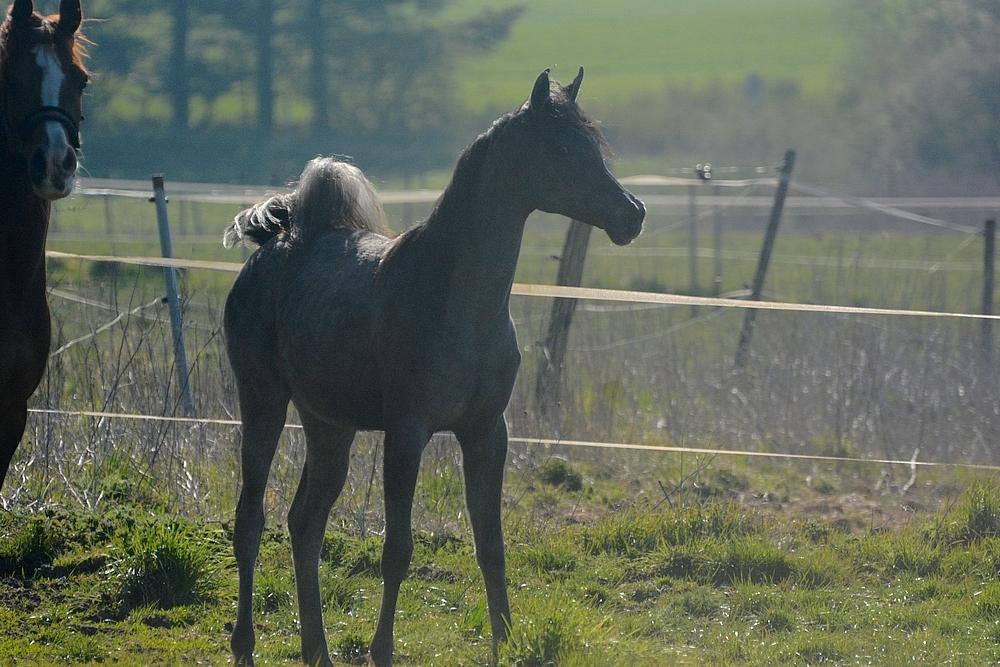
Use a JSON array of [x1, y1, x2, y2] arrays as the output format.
[[302, 651, 334, 667], [366, 651, 392, 667], [231, 630, 256, 666]]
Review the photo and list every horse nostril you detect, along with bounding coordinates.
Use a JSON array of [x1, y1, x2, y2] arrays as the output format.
[[63, 149, 78, 172]]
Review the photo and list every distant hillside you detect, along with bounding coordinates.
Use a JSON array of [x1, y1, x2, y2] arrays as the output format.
[[449, 0, 847, 111]]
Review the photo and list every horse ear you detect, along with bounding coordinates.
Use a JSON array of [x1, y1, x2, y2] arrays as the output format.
[[566, 67, 584, 102], [529, 68, 551, 111], [57, 0, 82, 34], [10, 0, 34, 22]]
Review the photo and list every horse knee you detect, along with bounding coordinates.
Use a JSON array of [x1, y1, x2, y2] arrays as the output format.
[[233, 503, 265, 560], [381, 534, 413, 584], [476, 537, 505, 572], [287, 499, 307, 539]]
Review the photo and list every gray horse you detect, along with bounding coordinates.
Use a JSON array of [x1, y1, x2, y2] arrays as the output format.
[[223, 68, 645, 667]]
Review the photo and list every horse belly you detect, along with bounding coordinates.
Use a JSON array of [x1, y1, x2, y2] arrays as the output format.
[[280, 326, 384, 429]]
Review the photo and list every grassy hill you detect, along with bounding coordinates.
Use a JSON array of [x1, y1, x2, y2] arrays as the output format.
[[449, 0, 848, 111]]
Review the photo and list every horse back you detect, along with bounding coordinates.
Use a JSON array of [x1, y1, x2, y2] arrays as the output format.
[[272, 231, 388, 428]]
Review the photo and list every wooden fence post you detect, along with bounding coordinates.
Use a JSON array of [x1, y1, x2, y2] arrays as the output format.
[[983, 218, 996, 357], [535, 219, 593, 421], [151, 175, 195, 417], [734, 150, 796, 368]]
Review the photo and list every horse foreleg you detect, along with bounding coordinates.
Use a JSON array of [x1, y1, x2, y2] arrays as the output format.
[[288, 415, 354, 667], [0, 399, 28, 490], [369, 422, 429, 667], [458, 416, 512, 655], [231, 391, 288, 667]]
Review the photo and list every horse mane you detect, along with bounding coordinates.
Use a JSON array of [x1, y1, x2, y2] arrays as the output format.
[[378, 112, 517, 269], [379, 79, 611, 271]]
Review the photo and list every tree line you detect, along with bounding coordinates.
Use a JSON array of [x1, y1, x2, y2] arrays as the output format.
[[81, 0, 522, 135]]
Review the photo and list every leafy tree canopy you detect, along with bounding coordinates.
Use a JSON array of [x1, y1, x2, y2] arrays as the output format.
[[845, 0, 1000, 179]]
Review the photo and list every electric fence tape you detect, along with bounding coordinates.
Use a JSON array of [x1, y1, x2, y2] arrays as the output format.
[[25, 408, 1000, 472]]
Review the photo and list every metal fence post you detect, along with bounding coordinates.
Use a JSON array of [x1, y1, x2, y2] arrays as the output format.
[[151, 175, 196, 417], [734, 150, 796, 368], [688, 184, 700, 314], [983, 218, 996, 357], [712, 184, 723, 297]]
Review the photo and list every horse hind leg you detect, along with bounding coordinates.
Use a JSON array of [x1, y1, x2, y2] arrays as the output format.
[[287, 414, 354, 666], [0, 399, 29, 490], [231, 385, 290, 666], [369, 422, 430, 667]]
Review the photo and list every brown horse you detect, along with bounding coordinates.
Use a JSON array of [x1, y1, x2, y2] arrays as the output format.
[[0, 0, 88, 488], [223, 68, 644, 666]]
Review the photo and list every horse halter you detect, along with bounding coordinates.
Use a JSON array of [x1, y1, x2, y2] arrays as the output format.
[[18, 105, 81, 149]]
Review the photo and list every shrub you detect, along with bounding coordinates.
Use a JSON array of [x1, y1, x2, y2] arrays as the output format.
[[320, 573, 359, 613], [0, 517, 66, 577], [502, 614, 580, 666], [930, 482, 1000, 545], [342, 536, 382, 578], [333, 633, 368, 665], [679, 588, 717, 618], [794, 549, 848, 588], [709, 539, 793, 585], [253, 570, 294, 613], [538, 459, 583, 492], [760, 608, 795, 633], [978, 583, 1000, 620], [321, 531, 349, 566], [580, 503, 762, 557], [857, 532, 942, 577], [107, 520, 222, 611], [518, 540, 578, 576]]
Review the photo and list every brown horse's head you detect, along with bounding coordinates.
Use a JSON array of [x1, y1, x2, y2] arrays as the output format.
[[1, 0, 88, 200]]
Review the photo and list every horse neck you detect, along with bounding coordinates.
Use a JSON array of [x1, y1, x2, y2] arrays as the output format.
[[421, 150, 532, 326], [0, 135, 51, 299]]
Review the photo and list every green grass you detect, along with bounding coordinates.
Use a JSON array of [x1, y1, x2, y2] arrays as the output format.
[[106, 519, 225, 612], [450, 0, 847, 111], [3, 476, 1000, 664]]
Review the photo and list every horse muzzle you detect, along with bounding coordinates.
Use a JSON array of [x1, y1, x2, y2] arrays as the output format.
[[21, 107, 81, 200], [605, 192, 646, 246]]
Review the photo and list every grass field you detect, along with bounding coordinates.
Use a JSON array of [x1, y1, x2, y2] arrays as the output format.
[[9, 179, 998, 664], [3, 460, 1000, 665], [449, 0, 847, 111]]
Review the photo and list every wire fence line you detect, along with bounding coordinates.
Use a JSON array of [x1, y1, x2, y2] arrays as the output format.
[[43, 248, 1000, 321], [17, 168, 1000, 512], [25, 408, 1000, 472], [74, 176, 1000, 214], [48, 296, 165, 358]]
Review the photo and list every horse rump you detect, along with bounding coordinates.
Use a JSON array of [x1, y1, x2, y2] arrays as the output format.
[[223, 157, 389, 248]]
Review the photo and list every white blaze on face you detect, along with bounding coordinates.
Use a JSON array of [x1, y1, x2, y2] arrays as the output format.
[[31, 45, 75, 197]]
